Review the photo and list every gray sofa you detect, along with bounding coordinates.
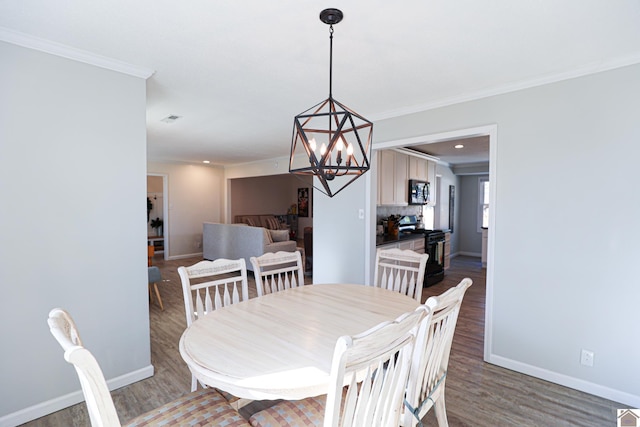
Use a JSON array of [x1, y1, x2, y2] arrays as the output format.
[[203, 222, 297, 271]]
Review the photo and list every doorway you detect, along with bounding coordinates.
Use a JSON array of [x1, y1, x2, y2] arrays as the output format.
[[147, 174, 168, 260], [370, 124, 497, 362]]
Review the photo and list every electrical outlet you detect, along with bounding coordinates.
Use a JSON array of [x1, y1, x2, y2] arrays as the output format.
[[580, 349, 594, 367], [358, 209, 364, 219]]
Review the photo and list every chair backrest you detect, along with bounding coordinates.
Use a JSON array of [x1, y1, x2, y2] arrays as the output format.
[[372, 248, 429, 302], [402, 278, 473, 427], [323, 305, 429, 427], [147, 245, 154, 267], [250, 251, 304, 297], [48, 308, 122, 427], [178, 258, 249, 327]]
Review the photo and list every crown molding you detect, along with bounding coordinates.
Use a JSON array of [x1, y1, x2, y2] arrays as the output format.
[[370, 52, 640, 122], [0, 27, 154, 79]]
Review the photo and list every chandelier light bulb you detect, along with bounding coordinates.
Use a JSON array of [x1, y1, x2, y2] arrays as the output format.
[[336, 136, 344, 151], [309, 137, 317, 151], [320, 142, 327, 155], [346, 143, 354, 155]]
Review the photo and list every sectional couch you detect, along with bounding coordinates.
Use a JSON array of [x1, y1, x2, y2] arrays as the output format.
[[234, 214, 289, 230], [203, 222, 296, 271]]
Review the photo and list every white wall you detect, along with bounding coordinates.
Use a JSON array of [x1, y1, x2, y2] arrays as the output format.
[[147, 162, 224, 259], [373, 64, 640, 406], [0, 41, 151, 424]]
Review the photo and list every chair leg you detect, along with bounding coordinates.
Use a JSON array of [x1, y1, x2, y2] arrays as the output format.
[[231, 398, 253, 410], [434, 395, 449, 427], [152, 282, 164, 311]]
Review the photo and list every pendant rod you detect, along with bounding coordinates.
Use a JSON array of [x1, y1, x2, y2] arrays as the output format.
[[329, 25, 334, 99]]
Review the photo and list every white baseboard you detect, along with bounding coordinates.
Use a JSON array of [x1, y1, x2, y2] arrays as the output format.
[[487, 353, 640, 408], [0, 365, 154, 427], [167, 252, 203, 261], [457, 251, 481, 257]]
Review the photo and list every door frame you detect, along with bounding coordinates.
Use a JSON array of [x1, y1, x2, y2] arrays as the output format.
[[147, 173, 169, 260], [368, 123, 497, 363]]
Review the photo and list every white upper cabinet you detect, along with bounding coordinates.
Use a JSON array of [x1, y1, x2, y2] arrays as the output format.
[[426, 159, 437, 206], [408, 156, 428, 181], [377, 150, 408, 206]]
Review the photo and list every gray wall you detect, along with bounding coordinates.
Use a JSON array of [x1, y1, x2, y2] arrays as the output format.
[[314, 175, 369, 286], [457, 175, 488, 255], [434, 164, 460, 255], [313, 63, 640, 406], [0, 42, 151, 424]]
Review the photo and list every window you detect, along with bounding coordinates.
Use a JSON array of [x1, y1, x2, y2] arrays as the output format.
[[478, 177, 490, 231]]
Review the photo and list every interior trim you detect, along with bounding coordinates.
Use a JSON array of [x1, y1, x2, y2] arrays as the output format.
[[0, 365, 154, 426], [0, 27, 155, 79], [369, 53, 640, 122]]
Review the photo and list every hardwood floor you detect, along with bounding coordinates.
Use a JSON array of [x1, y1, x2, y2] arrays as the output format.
[[23, 255, 622, 426]]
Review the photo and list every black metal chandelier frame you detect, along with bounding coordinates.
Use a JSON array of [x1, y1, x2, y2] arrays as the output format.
[[289, 8, 373, 197]]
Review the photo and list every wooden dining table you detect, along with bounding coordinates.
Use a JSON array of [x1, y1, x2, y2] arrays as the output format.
[[179, 283, 419, 401]]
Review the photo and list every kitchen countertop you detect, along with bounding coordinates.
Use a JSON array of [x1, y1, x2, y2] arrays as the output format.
[[376, 232, 424, 247]]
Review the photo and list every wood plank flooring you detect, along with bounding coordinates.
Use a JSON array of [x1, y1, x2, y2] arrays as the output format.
[[22, 255, 623, 426]]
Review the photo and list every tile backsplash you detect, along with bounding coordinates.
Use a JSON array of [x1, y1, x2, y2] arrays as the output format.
[[376, 205, 435, 230], [376, 205, 423, 224]]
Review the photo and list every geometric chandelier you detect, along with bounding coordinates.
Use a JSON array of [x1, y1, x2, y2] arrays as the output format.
[[289, 8, 373, 198]]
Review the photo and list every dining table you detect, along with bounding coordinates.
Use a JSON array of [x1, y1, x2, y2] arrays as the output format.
[[178, 283, 420, 401]]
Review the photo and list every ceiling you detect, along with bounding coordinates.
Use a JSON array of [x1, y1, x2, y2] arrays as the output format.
[[406, 136, 490, 166], [2, 1, 640, 167]]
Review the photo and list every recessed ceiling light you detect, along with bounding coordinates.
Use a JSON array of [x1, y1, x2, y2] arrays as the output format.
[[202, 160, 210, 164], [454, 144, 464, 149], [161, 114, 182, 124]]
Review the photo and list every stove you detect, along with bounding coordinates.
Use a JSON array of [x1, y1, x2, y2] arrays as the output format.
[[393, 216, 445, 286]]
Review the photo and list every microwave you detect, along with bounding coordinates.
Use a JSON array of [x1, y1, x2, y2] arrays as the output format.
[[408, 179, 430, 205]]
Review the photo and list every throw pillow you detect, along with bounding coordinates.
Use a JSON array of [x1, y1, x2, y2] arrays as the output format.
[[244, 218, 256, 227], [269, 229, 290, 242], [265, 217, 280, 230], [263, 228, 273, 244]]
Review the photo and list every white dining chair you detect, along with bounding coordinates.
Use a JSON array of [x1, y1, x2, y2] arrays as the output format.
[[250, 250, 304, 297], [47, 308, 252, 427], [178, 258, 251, 409], [249, 305, 430, 427], [178, 258, 250, 328], [402, 278, 473, 427], [373, 247, 429, 302]]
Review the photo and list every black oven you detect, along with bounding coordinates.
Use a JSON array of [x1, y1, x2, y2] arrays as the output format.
[[424, 230, 445, 287]]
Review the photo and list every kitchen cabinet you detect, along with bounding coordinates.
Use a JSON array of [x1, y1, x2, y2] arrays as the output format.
[[378, 235, 424, 254], [426, 159, 437, 206], [409, 156, 428, 181], [412, 237, 425, 254], [377, 150, 408, 205]]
